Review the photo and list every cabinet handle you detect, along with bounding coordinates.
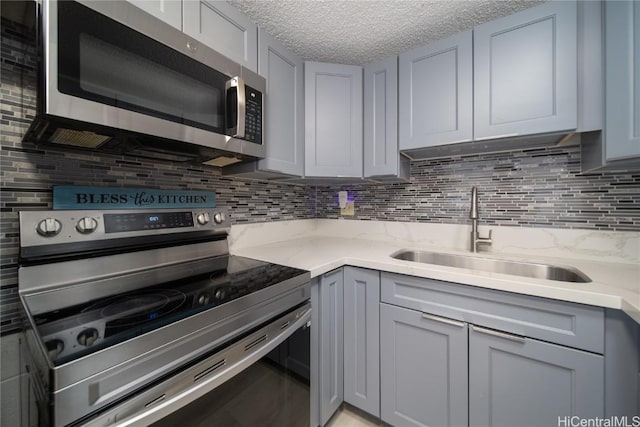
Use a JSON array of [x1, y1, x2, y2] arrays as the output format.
[[421, 313, 465, 328], [471, 325, 526, 343], [186, 41, 198, 53], [322, 268, 341, 278]]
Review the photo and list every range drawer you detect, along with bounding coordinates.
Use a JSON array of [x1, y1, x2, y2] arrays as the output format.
[[381, 272, 604, 353]]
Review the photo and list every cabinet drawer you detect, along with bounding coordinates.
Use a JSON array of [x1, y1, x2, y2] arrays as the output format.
[[469, 326, 604, 425], [381, 272, 604, 353]]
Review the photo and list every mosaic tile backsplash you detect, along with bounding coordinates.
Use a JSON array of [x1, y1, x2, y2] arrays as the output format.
[[314, 148, 640, 230], [2, 15, 639, 334]]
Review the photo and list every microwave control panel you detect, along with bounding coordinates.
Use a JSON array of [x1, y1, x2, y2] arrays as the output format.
[[244, 86, 263, 145]]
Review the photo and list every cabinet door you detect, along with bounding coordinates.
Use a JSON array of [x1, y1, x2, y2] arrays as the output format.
[[305, 62, 363, 178], [183, 0, 257, 72], [343, 267, 380, 417], [380, 303, 468, 427], [364, 57, 406, 179], [469, 325, 604, 427], [257, 29, 304, 176], [605, 1, 640, 160], [126, 0, 182, 30], [399, 31, 473, 150], [474, 1, 577, 140], [319, 269, 344, 425]]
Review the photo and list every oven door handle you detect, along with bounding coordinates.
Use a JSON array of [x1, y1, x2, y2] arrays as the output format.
[[87, 304, 311, 427]]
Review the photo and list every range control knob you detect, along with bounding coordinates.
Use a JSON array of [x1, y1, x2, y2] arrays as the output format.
[[213, 212, 225, 224], [36, 218, 62, 237], [196, 293, 211, 306], [76, 217, 98, 234], [213, 288, 226, 301], [77, 328, 99, 347], [196, 212, 210, 225], [45, 339, 65, 360]]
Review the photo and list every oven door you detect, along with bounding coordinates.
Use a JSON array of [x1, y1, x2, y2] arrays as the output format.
[[82, 303, 311, 427]]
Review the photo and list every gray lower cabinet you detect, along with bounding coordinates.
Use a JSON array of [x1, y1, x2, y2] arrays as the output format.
[[315, 268, 344, 426], [379, 272, 608, 427], [469, 326, 604, 427], [343, 267, 380, 417], [1, 334, 40, 427], [603, 309, 640, 418], [380, 303, 605, 427], [380, 303, 468, 427]]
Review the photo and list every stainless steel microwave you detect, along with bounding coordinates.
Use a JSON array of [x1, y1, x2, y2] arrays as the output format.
[[25, 0, 266, 166]]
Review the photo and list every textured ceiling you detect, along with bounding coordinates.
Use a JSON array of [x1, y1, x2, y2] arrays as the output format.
[[228, 0, 545, 65]]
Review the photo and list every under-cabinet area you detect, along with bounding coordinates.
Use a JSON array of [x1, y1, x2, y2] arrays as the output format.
[[310, 267, 639, 427]]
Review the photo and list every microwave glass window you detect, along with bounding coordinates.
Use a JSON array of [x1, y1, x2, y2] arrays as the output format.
[[78, 34, 221, 128], [57, 1, 227, 134]]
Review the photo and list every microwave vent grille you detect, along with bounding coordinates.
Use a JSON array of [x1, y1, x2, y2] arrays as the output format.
[[202, 157, 242, 167], [50, 128, 111, 148]]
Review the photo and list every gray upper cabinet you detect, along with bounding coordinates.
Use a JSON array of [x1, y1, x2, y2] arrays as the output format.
[[474, 1, 578, 140], [256, 29, 304, 177], [399, 31, 473, 150], [126, 0, 182, 30], [580, 0, 640, 173], [604, 0, 640, 160], [364, 57, 409, 180], [469, 326, 604, 427], [305, 62, 363, 178], [183, 0, 258, 72], [380, 303, 469, 427], [343, 267, 380, 417]]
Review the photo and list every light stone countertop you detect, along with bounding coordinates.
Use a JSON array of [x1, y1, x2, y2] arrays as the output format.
[[230, 219, 640, 324]]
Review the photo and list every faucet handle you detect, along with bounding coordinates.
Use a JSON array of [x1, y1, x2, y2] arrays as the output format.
[[478, 228, 492, 244]]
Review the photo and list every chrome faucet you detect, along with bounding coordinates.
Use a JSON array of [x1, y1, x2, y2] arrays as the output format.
[[470, 187, 492, 253]]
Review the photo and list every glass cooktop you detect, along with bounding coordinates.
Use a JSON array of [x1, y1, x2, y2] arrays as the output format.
[[31, 256, 308, 365]]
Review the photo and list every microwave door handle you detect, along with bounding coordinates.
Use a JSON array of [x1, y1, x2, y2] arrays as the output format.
[[230, 76, 246, 139]]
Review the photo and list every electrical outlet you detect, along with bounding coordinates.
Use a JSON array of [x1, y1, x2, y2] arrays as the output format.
[[340, 201, 355, 216]]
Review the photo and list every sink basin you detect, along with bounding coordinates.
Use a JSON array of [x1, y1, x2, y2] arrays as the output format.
[[390, 250, 591, 283]]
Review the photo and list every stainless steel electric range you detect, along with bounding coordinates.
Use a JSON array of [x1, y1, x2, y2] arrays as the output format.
[[18, 208, 311, 426]]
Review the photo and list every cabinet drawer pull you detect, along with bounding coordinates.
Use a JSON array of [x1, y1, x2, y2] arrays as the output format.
[[421, 313, 465, 328], [322, 269, 341, 278], [472, 325, 526, 343]]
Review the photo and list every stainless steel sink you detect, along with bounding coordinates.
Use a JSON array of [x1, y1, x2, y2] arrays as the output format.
[[390, 250, 591, 283]]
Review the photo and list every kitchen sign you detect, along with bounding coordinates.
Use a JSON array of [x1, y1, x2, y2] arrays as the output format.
[[53, 186, 216, 209]]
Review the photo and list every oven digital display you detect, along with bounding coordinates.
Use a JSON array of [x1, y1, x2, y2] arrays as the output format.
[[104, 212, 194, 233]]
